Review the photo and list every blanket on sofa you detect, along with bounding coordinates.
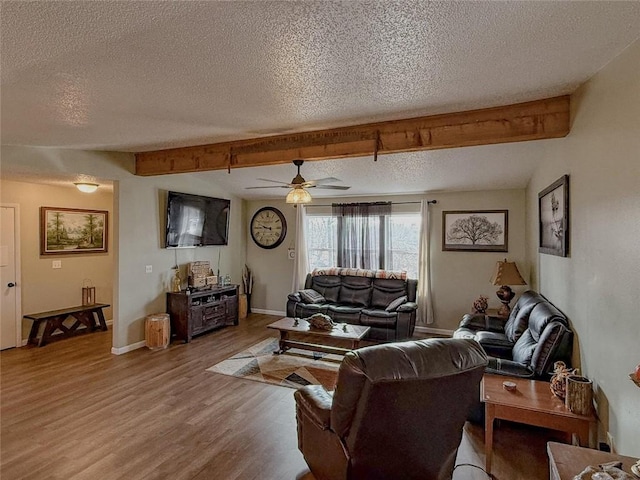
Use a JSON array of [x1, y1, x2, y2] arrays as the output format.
[[311, 267, 407, 280]]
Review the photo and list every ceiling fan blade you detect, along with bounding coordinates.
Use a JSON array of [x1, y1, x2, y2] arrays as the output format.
[[306, 177, 341, 186], [255, 178, 291, 185], [314, 185, 351, 190], [249, 161, 346, 192]]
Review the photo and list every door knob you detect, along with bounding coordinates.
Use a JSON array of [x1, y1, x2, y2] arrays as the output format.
[[7, 282, 15, 287]]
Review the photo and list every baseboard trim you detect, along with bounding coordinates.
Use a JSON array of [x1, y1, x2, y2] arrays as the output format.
[[414, 326, 454, 337], [111, 340, 146, 355], [251, 308, 286, 317]]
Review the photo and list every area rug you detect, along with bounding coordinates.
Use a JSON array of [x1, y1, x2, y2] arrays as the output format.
[[206, 337, 341, 390]]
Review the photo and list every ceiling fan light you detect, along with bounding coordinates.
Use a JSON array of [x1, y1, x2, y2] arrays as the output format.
[[74, 182, 99, 193], [286, 187, 312, 204]]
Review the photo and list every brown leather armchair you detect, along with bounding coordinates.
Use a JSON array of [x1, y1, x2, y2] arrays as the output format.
[[293, 338, 488, 480]]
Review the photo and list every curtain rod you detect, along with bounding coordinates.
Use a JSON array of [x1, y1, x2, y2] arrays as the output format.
[[304, 200, 437, 207]]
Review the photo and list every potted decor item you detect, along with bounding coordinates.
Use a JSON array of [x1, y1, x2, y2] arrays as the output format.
[[565, 375, 593, 415], [242, 264, 253, 313], [307, 313, 335, 331], [472, 295, 489, 314]]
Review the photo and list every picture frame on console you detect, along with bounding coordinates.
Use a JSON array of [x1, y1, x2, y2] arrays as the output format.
[[442, 210, 508, 252], [538, 175, 569, 257]]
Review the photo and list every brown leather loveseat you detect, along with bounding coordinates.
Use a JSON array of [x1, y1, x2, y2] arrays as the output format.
[[294, 338, 488, 480], [453, 290, 573, 379]]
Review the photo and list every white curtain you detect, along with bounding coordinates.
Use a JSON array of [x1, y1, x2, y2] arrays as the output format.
[[417, 199, 434, 325], [291, 205, 309, 292]]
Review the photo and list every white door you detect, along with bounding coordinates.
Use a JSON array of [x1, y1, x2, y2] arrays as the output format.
[[1, 206, 19, 350]]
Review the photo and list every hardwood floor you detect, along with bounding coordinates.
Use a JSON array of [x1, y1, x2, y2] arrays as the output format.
[[1, 314, 562, 479]]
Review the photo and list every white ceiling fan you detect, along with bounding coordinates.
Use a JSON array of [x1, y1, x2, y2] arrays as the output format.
[[246, 160, 350, 203]]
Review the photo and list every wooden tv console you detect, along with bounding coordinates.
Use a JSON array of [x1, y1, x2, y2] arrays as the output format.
[[166, 285, 239, 343]]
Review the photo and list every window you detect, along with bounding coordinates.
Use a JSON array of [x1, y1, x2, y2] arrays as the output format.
[[306, 215, 338, 272], [386, 214, 420, 278], [305, 212, 420, 278]]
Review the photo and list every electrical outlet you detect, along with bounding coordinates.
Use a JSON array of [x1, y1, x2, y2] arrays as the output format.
[[52, 260, 62, 269], [607, 432, 615, 453], [145, 265, 153, 273]]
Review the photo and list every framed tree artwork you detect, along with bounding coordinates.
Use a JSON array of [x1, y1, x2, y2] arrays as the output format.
[[442, 210, 508, 252], [538, 175, 569, 257], [40, 207, 108, 255]]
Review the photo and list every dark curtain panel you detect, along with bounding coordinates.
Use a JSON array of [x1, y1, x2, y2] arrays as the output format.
[[332, 202, 392, 269]]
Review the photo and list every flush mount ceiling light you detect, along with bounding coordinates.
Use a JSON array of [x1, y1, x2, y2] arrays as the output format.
[[74, 182, 99, 193], [286, 186, 312, 204]]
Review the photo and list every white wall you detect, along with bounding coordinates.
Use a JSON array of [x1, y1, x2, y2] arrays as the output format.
[[245, 199, 297, 315], [0, 146, 246, 350], [1, 179, 114, 339], [246, 189, 527, 332], [525, 40, 640, 455], [115, 174, 246, 347], [430, 189, 527, 331]]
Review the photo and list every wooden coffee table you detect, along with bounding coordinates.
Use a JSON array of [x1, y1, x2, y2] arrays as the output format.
[[267, 317, 370, 356], [482, 374, 596, 474]]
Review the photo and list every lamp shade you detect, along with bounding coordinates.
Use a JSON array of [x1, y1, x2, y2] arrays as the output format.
[[490, 259, 527, 286], [286, 187, 312, 204], [74, 182, 99, 193]]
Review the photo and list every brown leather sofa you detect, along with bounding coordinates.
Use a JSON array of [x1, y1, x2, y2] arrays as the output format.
[[287, 269, 418, 341], [294, 338, 488, 480]]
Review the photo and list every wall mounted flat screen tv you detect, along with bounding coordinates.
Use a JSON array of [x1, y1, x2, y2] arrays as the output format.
[[165, 191, 230, 248]]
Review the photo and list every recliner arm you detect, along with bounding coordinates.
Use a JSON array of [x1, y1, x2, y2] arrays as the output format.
[[485, 357, 535, 378], [395, 310, 416, 340], [485, 314, 509, 332], [396, 301, 417, 312], [288, 292, 302, 302], [294, 385, 333, 430], [459, 313, 506, 333]]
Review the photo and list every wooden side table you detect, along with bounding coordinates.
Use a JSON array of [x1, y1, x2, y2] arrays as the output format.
[[482, 374, 596, 475], [145, 313, 170, 350], [547, 442, 638, 480]]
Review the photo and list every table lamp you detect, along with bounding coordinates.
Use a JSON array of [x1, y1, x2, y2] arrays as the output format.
[[490, 259, 527, 317]]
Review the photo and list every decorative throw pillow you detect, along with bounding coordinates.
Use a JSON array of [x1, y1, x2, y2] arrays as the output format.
[[299, 289, 326, 304], [385, 295, 407, 312]]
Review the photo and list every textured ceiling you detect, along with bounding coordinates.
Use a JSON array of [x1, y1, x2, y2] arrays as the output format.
[[2, 1, 639, 198]]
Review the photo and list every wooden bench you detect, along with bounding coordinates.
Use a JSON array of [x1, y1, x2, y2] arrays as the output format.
[[24, 303, 110, 347]]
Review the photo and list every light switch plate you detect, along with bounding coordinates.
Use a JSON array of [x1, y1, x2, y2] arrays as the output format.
[[52, 260, 62, 269], [145, 265, 153, 273]]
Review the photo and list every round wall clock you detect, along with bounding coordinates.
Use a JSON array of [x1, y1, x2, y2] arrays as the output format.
[[250, 207, 287, 249]]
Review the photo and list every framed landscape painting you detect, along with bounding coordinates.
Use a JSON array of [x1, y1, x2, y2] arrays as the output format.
[[40, 207, 108, 255], [442, 210, 508, 252], [538, 175, 569, 257]]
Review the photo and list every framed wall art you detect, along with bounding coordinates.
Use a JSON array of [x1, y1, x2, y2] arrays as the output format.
[[40, 207, 108, 255], [442, 210, 508, 252], [538, 175, 569, 257]]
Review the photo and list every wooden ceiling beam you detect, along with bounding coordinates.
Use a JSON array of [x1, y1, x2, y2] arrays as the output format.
[[134, 95, 570, 176]]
